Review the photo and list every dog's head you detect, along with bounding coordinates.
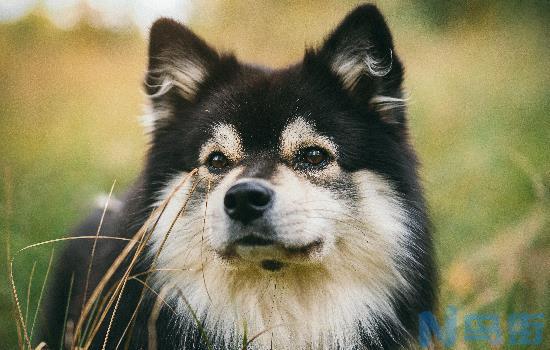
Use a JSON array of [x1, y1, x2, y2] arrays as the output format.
[[143, 5, 431, 348]]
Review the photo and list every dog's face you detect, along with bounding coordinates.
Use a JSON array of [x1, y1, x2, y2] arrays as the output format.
[[143, 6, 431, 349]]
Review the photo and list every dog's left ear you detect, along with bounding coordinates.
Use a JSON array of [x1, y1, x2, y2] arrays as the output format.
[[307, 5, 406, 122]]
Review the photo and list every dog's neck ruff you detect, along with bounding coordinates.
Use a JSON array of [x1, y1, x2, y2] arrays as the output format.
[[148, 171, 416, 349]]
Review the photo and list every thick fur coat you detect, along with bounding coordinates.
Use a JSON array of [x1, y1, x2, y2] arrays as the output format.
[[42, 5, 436, 349]]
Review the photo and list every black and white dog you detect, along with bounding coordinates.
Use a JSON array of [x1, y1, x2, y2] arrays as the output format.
[[43, 4, 436, 349]]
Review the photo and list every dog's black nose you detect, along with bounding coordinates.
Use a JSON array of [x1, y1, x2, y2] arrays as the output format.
[[224, 181, 273, 224]]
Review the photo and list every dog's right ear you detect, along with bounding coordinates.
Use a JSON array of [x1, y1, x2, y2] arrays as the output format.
[[145, 18, 220, 103]]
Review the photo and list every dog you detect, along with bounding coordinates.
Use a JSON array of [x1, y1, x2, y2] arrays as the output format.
[[42, 4, 436, 349]]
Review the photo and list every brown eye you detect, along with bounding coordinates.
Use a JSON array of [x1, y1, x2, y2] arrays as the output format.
[[207, 152, 229, 170], [301, 147, 329, 167]]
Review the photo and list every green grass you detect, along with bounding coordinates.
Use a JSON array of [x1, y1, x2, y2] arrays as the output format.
[[1, 2, 548, 349]]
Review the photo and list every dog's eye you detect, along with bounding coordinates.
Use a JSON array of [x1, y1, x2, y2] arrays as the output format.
[[299, 147, 330, 167], [207, 152, 230, 170]]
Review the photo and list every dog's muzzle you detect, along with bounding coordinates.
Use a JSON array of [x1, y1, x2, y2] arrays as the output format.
[[221, 180, 323, 271]]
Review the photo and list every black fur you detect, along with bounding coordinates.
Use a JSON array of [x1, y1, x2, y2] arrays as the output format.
[[42, 5, 436, 349]]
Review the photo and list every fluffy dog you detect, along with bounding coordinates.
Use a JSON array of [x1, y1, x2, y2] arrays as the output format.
[[43, 4, 436, 349]]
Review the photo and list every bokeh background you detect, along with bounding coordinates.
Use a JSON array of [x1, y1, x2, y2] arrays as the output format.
[[1, 1, 548, 349]]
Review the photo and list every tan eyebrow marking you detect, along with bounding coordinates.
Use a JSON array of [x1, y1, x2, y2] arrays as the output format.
[[199, 123, 244, 163], [279, 117, 338, 160]]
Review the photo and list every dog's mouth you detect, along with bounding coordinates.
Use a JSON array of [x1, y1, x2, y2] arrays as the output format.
[[235, 235, 275, 246], [221, 235, 324, 271]]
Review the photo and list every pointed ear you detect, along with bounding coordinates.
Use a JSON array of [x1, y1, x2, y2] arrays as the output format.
[[145, 18, 219, 102], [310, 5, 406, 119]]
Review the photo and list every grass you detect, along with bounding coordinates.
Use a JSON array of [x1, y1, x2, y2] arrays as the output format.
[[1, 1, 549, 349], [9, 169, 249, 349]]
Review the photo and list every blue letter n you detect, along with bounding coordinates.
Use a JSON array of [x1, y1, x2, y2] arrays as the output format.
[[418, 306, 457, 348]]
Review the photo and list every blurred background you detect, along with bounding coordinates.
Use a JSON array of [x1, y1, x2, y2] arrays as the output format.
[[1, 1, 548, 349]]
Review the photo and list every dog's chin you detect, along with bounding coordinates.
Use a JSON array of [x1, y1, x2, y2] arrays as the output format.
[[217, 237, 325, 272]]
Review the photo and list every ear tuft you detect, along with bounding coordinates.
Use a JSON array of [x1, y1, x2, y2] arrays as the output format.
[[331, 47, 393, 90], [146, 18, 219, 102]]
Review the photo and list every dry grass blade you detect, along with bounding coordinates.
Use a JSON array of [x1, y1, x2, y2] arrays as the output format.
[[78, 294, 100, 348], [77, 243, 141, 348], [128, 282, 173, 350], [4, 167, 23, 349], [8, 235, 136, 350], [130, 277, 176, 315], [29, 247, 55, 345], [34, 342, 48, 350], [9, 252, 32, 349], [130, 268, 196, 280], [152, 176, 204, 266], [146, 288, 167, 350], [200, 177, 213, 303], [13, 236, 136, 254], [76, 226, 161, 343], [85, 170, 197, 349], [83, 180, 117, 310], [118, 174, 210, 348], [100, 264, 136, 349], [7, 170, 196, 349], [79, 274, 122, 348], [116, 176, 204, 349], [25, 261, 37, 329], [60, 274, 75, 350], [73, 233, 143, 345], [9, 246, 54, 350]]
